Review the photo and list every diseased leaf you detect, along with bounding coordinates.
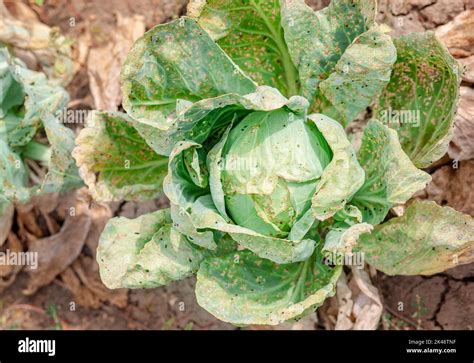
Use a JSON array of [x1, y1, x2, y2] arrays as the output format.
[[188, 0, 299, 97], [375, 32, 462, 168], [356, 201, 474, 275], [73, 111, 168, 202], [281, 0, 376, 109], [121, 17, 256, 130], [97, 208, 205, 289], [196, 249, 341, 325], [352, 120, 431, 224], [318, 26, 396, 126]]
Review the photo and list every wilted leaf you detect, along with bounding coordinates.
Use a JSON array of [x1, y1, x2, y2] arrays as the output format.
[[0, 139, 30, 204], [0, 47, 69, 148], [350, 267, 382, 330], [318, 26, 396, 126], [40, 113, 82, 194], [281, 0, 393, 125], [334, 268, 383, 330], [323, 223, 373, 255], [88, 13, 145, 111], [281, 0, 375, 100]]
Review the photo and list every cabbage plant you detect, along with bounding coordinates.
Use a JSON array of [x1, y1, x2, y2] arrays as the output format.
[[74, 0, 473, 325], [0, 47, 81, 218]]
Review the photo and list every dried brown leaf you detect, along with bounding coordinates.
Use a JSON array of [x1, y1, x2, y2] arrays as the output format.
[[0, 233, 24, 292], [335, 271, 354, 330], [351, 267, 383, 330], [87, 13, 145, 111], [23, 208, 91, 295], [334, 267, 383, 330], [60, 256, 128, 309]]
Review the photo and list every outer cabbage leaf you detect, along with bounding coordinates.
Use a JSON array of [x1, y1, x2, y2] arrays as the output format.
[[121, 17, 256, 130], [351, 120, 431, 225], [281, 0, 392, 125], [196, 249, 341, 325], [188, 0, 299, 97], [356, 201, 474, 275], [318, 26, 396, 126], [73, 111, 168, 202], [281, 0, 375, 97], [375, 32, 462, 168], [97, 208, 206, 289]]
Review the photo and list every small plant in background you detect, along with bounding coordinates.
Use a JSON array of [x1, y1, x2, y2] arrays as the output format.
[[72, 0, 473, 326], [0, 47, 81, 222]]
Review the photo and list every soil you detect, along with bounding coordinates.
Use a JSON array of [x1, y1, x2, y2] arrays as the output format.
[[0, 0, 472, 330]]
